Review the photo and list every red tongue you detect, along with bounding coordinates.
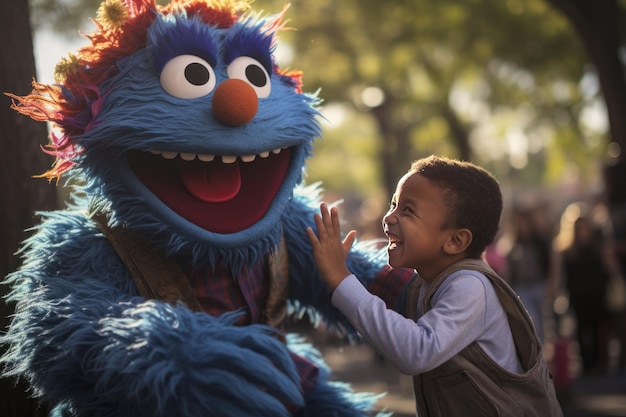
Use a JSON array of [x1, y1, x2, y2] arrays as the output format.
[[177, 158, 241, 203]]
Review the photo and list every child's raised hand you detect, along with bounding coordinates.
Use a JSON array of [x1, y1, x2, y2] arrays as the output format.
[[306, 203, 356, 291]]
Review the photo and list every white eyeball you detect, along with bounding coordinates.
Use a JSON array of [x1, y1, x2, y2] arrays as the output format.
[[160, 55, 217, 99], [226, 56, 271, 98]]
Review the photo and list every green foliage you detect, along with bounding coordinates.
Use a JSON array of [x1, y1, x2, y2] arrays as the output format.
[[30, 0, 101, 35], [258, 0, 601, 197], [307, 107, 382, 195]]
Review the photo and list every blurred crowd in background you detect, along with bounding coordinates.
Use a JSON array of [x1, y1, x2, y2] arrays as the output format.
[[484, 197, 626, 397]]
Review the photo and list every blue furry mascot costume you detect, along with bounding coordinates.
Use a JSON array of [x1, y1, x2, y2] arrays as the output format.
[[2, 0, 414, 416]]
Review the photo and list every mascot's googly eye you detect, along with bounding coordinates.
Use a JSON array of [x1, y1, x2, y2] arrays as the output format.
[[227, 56, 271, 98], [160, 55, 217, 99]]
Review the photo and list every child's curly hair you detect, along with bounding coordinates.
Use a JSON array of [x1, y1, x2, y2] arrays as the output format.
[[411, 155, 503, 259]]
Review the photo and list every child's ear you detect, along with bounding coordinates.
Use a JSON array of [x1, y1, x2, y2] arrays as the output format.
[[444, 228, 472, 255]]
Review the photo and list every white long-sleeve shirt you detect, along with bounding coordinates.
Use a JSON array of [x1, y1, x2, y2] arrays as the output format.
[[332, 270, 524, 375]]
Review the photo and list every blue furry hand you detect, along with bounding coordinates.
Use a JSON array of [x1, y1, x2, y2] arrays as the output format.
[[4, 294, 303, 417], [95, 305, 304, 415]]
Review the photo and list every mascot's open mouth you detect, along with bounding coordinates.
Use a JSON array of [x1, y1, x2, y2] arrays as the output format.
[[128, 147, 291, 234]]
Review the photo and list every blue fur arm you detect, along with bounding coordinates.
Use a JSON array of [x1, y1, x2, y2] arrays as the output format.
[[1, 211, 303, 417], [283, 187, 388, 339]]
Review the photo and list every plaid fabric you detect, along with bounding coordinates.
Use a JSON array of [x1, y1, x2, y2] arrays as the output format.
[[368, 264, 417, 309], [188, 261, 267, 325], [187, 260, 318, 397]]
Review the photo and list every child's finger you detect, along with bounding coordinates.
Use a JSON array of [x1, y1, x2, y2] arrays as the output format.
[[320, 203, 333, 229], [313, 212, 325, 235], [331, 206, 341, 234], [343, 230, 357, 253], [306, 227, 319, 247]]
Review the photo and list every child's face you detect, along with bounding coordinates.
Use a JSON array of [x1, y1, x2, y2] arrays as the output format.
[[382, 171, 455, 277]]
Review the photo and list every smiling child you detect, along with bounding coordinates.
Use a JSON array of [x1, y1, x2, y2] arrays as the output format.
[[306, 155, 563, 417]]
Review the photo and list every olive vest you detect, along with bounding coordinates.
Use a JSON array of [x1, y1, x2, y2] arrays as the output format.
[[405, 259, 563, 417]]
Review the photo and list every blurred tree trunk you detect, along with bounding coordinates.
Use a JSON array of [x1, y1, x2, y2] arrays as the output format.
[[546, 0, 626, 209], [372, 97, 414, 199], [0, 0, 58, 415]]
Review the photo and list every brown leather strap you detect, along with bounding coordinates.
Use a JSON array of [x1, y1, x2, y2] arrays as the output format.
[[405, 276, 422, 321], [93, 213, 203, 312], [263, 234, 289, 327]]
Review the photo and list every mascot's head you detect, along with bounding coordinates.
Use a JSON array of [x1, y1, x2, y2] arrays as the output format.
[[11, 0, 321, 267]]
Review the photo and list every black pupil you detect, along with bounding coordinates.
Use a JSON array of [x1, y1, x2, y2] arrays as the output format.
[[185, 63, 210, 86], [246, 65, 267, 87]]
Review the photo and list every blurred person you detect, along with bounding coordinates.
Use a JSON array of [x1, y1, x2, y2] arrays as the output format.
[[484, 230, 508, 277], [504, 208, 553, 341], [553, 203, 612, 376], [607, 202, 626, 374], [588, 200, 626, 375], [306, 156, 563, 417]]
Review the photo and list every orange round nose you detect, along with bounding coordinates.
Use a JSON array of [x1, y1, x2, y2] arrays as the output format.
[[212, 79, 259, 126]]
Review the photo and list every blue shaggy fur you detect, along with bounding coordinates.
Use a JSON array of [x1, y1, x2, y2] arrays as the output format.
[[2, 2, 404, 416]]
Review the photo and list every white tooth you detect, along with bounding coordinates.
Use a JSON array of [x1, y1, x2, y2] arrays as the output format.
[[259, 151, 270, 158], [180, 153, 196, 161], [198, 154, 215, 162], [272, 148, 282, 154], [162, 151, 178, 159], [241, 155, 256, 162], [149, 150, 161, 155], [222, 155, 237, 163]]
